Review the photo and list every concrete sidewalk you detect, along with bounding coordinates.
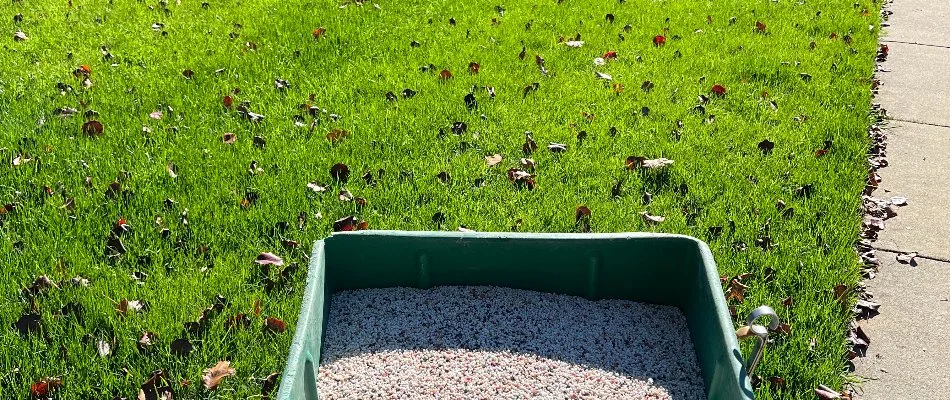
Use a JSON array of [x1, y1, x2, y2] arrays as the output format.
[[854, 0, 950, 398]]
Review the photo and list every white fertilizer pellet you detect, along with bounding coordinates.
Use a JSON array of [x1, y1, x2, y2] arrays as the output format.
[[318, 286, 706, 399]]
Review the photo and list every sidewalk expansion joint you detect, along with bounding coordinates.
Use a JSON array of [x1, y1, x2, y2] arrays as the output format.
[[871, 245, 950, 265], [880, 39, 950, 50], [887, 117, 950, 130]]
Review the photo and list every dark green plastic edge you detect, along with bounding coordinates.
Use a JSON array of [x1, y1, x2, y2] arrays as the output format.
[[276, 231, 755, 400]]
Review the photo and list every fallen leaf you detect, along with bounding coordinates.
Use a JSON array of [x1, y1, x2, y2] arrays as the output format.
[[14, 30, 29, 41], [138, 331, 158, 352], [117, 299, 144, 316], [575, 205, 592, 233], [261, 372, 280, 398], [854, 299, 881, 319], [593, 57, 606, 66], [564, 40, 584, 48], [890, 196, 908, 206], [97, 340, 112, 357], [758, 139, 775, 154], [896, 252, 917, 265], [711, 84, 727, 96], [468, 62, 480, 74], [338, 189, 353, 202], [255, 252, 284, 266], [312, 27, 326, 39], [333, 216, 357, 232], [30, 377, 62, 397], [330, 163, 350, 183], [485, 154, 503, 166], [13, 313, 41, 335], [520, 158, 536, 171], [725, 277, 749, 302], [602, 50, 617, 59], [82, 120, 104, 137], [326, 128, 349, 144], [149, 110, 163, 120], [547, 143, 568, 153], [595, 71, 612, 80], [139, 370, 173, 400], [222, 132, 237, 144], [436, 171, 451, 184], [166, 163, 178, 178], [202, 361, 236, 390], [641, 81, 654, 92], [170, 338, 193, 357], [439, 69, 452, 80], [506, 168, 536, 190], [182, 69, 194, 79], [264, 316, 287, 333], [306, 182, 327, 193], [653, 35, 666, 47], [755, 21, 767, 32], [27, 275, 59, 294], [640, 211, 665, 225], [223, 95, 233, 109], [815, 385, 842, 399]]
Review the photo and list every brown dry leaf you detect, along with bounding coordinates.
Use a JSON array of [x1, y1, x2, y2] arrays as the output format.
[[326, 128, 349, 144], [520, 158, 536, 171], [222, 132, 237, 144], [725, 278, 749, 302], [253, 298, 262, 316], [264, 316, 287, 333], [338, 189, 354, 202], [485, 154, 503, 167], [439, 69, 452, 80], [815, 385, 842, 399], [255, 252, 284, 266], [575, 205, 592, 233], [14, 313, 41, 335], [640, 211, 665, 225], [330, 163, 350, 183], [896, 252, 918, 265], [758, 139, 775, 154], [202, 361, 236, 390], [312, 27, 326, 39], [262, 372, 281, 398], [170, 338, 193, 357], [139, 369, 174, 400]]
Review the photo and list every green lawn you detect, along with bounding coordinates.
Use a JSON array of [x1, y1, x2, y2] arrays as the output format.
[[2, 0, 880, 398]]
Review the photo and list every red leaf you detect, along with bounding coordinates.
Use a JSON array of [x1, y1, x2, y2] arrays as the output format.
[[439, 69, 452, 80], [30, 377, 63, 397], [602, 50, 617, 59], [264, 316, 287, 333], [82, 120, 104, 137], [711, 84, 727, 96], [652, 35, 666, 47], [468, 62, 480, 74], [755, 21, 767, 32], [223, 95, 233, 109], [333, 216, 357, 232], [312, 27, 326, 39]]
